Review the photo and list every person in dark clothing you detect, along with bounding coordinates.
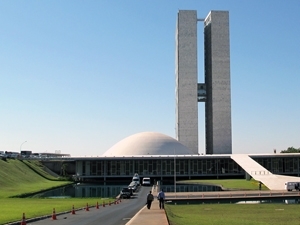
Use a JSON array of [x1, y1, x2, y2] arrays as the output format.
[[146, 191, 154, 209], [157, 189, 165, 209]]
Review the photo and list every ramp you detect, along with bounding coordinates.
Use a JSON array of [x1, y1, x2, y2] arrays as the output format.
[[231, 154, 300, 190]]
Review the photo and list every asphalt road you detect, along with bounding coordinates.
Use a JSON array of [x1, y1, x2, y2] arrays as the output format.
[[27, 186, 151, 225]]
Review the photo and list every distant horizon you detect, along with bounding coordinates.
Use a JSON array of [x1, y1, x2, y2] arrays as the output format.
[[3, 141, 298, 156]]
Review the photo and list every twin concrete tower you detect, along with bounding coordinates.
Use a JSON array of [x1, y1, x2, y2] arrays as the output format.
[[175, 10, 232, 155]]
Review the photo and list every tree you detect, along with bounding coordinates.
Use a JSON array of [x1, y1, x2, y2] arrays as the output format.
[[280, 147, 300, 153]]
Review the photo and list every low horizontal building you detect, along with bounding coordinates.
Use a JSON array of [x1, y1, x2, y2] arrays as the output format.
[[40, 132, 300, 189]]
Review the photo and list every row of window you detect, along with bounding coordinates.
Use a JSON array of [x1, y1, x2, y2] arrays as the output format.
[[254, 157, 300, 173], [77, 157, 300, 177], [78, 158, 243, 176]]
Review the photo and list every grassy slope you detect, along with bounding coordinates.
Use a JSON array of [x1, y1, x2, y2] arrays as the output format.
[[21, 160, 61, 180], [0, 159, 71, 198], [0, 159, 114, 224]]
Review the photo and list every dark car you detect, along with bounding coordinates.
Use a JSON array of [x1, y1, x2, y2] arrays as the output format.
[[128, 181, 138, 192], [120, 187, 132, 199]]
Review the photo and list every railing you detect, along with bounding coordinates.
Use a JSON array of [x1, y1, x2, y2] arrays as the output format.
[[166, 191, 300, 200], [251, 171, 271, 175]]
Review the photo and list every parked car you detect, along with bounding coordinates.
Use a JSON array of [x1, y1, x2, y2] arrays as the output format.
[[0, 152, 7, 160], [120, 187, 132, 199], [142, 177, 151, 186], [5, 151, 20, 159], [132, 173, 140, 185], [128, 181, 138, 192]]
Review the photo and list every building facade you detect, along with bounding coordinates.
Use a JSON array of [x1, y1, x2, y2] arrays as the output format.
[[176, 10, 232, 154], [204, 11, 232, 154], [42, 154, 300, 184], [175, 10, 199, 154]]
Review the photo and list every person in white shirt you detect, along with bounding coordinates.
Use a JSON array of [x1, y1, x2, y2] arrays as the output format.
[[157, 189, 165, 209]]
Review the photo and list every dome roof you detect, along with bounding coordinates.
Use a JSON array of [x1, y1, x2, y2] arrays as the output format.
[[103, 132, 194, 156]]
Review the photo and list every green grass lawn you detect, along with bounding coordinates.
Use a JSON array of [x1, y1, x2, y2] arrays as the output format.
[[0, 159, 71, 198], [1, 198, 115, 224], [0, 159, 293, 225], [165, 204, 300, 225], [177, 179, 268, 190], [21, 160, 66, 180], [0, 159, 109, 224], [0, 159, 116, 224]]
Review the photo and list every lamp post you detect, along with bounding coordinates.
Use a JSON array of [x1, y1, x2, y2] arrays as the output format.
[[174, 149, 176, 196], [20, 141, 27, 152]]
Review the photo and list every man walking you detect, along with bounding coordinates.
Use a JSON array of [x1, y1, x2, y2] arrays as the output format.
[[146, 191, 154, 209], [157, 189, 165, 209]]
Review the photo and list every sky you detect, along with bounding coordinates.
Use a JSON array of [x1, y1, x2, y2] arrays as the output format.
[[1, 1, 300, 156]]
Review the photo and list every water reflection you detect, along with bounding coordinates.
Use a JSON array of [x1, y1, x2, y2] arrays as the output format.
[[30, 183, 220, 198], [30, 184, 300, 204], [31, 184, 125, 198], [233, 199, 298, 204], [170, 199, 299, 205]]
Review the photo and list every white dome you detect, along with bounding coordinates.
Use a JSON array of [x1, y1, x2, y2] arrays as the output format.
[[103, 132, 194, 156]]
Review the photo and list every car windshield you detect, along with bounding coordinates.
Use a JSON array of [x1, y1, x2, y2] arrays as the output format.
[[122, 188, 129, 191]]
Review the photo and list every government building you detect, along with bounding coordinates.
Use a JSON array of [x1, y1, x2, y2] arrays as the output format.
[[42, 10, 300, 191], [43, 132, 300, 190]]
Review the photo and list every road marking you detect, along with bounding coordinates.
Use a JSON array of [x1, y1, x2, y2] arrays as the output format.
[[123, 218, 131, 220]]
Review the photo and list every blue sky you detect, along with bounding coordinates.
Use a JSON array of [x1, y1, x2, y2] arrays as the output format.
[[1, 1, 300, 156]]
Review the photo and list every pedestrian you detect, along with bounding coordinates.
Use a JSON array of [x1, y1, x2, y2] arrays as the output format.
[[146, 191, 154, 209], [157, 189, 165, 209]]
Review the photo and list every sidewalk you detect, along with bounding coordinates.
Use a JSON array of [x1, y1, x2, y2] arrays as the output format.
[[126, 185, 169, 225]]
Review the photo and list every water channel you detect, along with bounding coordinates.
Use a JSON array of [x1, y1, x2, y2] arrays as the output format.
[[30, 183, 221, 198], [30, 183, 299, 204]]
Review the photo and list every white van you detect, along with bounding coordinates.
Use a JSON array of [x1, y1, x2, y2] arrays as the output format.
[[285, 182, 300, 191], [142, 177, 151, 186]]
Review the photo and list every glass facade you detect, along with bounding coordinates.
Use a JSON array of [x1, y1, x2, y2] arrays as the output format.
[[76, 156, 245, 180], [73, 155, 300, 182], [253, 156, 300, 175]]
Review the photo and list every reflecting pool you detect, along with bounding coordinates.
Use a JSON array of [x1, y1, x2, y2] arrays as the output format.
[[30, 183, 221, 198]]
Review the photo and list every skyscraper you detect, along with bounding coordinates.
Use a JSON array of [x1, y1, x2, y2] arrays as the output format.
[[175, 10, 199, 154], [175, 10, 232, 154]]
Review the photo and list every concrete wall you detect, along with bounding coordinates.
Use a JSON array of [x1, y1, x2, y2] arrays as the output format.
[[42, 161, 76, 175], [204, 11, 232, 154], [175, 10, 198, 154]]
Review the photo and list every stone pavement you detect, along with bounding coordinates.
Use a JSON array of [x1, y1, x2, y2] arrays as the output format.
[[126, 185, 169, 225]]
